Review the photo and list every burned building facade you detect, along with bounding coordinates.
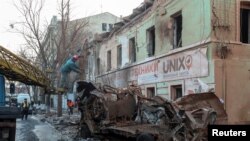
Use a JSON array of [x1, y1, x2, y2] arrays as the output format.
[[88, 0, 250, 124]]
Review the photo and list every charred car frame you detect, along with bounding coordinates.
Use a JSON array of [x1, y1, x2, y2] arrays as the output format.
[[76, 81, 227, 141]]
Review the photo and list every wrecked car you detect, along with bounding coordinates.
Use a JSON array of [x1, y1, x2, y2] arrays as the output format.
[[76, 81, 227, 141]]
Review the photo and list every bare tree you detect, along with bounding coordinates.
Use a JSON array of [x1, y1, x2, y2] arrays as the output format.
[[53, 0, 88, 116], [55, 0, 88, 66], [13, 0, 88, 116], [13, 0, 49, 69], [12, 0, 49, 112]]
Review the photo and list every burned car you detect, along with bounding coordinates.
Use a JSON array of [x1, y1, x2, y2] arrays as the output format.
[[76, 81, 227, 141]]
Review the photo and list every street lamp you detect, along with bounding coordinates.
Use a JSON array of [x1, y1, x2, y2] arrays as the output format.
[[9, 21, 26, 29]]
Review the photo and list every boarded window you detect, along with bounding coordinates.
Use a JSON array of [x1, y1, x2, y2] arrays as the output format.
[[117, 45, 122, 67], [129, 37, 136, 63], [107, 50, 111, 71], [102, 23, 107, 31], [171, 85, 183, 100], [96, 58, 100, 75], [146, 26, 155, 57], [172, 12, 182, 49], [240, 2, 250, 43]]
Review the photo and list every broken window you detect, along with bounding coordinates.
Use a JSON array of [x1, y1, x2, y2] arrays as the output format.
[[117, 45, 122, 67], [129, 37, 136, 63], [240, 2, 250, 43], [146, 26, 155, 57], [97, 58, 100, 75], [146, 87, 155, 98], [102, 23, 107, 31], [172, 12, 182, 48], [107, 50, 111, 71], [109, 24, 113, 31], [171, 85, 183, 100]]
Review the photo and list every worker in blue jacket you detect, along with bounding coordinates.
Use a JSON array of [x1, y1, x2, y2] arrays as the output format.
[[60, 55, 81, 89]]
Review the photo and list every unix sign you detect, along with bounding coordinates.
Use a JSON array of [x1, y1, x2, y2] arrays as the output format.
[[163, 55, 192, 73]]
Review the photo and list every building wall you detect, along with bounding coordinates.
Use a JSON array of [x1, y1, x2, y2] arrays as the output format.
[[131, 0, 212, 61], [97, 0, 214, 89], [96, 0, 250, 124], [85, 12, 121, 40], [98, 0, 212, 68], [97, 44, 214, 95], [84, 12, 121, 82], [211, 0, 236, 41], [210, 0, 250, 123], [214, 44, 250, 124]]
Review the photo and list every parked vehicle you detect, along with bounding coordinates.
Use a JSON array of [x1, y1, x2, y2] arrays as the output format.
[[0, 75, 21, 141], [17, 93, 32, 114], [17, 93, 31, 104]]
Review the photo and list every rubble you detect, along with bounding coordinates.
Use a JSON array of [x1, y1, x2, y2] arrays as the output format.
[[75, 81, 228, 141], [37, 111, 82, 141], [34, 81, 227, 141]]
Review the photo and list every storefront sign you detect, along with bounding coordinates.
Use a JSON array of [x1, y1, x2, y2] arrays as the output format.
[[97, 48, 208, 86]]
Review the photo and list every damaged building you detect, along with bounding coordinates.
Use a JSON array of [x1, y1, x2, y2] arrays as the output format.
[[85, 0, 250, 124], [43, 12, 120, 109]]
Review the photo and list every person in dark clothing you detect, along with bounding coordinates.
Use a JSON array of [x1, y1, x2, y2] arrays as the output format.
[[60, 55, 82, 89], [21, 98, 30, 120], [75, 96, 81, 113]]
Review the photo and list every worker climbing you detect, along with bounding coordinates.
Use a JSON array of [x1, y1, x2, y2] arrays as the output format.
[[60, 55, 82, 91]]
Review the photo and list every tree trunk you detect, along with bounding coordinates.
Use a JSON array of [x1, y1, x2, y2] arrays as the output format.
[[46, 94, 51, 113], [41, 95, 45, 104], [57, 94, 62, 117]]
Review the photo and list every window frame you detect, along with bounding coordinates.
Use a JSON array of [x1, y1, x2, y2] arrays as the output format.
[[102, 23, 107, 31], [96, 58, 100, 75], [107, 50, 111, 71], [240, 2, 250, 43], [129, 37, 136, 63], [170, 85, 183, 100], [117, 44, 122, 67], [146, 26, 156, 57], [172, 11, 182, 49]]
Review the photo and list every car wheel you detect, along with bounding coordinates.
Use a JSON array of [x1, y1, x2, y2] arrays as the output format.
[[136, 133, 155, 141], [80, 124, 91, 139]]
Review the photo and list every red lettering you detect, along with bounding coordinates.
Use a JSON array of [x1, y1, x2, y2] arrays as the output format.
[[130, 61, 159, 77]]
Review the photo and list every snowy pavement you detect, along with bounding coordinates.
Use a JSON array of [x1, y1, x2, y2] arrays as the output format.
[[15, 112, 88, 141]]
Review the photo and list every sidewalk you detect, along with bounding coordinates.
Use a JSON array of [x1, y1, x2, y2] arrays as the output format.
[[35, 108, 84, 141]]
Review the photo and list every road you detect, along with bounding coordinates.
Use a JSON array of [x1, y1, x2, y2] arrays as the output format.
[[15, 115, 65, 141]]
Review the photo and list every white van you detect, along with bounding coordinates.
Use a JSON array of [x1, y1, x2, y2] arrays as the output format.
[[17, 93, 32, 114], [17, 93, 31, 105]]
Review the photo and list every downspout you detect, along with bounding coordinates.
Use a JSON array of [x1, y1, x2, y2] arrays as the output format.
[[222, 57, 226, 110], [220, 45, 228, 110]]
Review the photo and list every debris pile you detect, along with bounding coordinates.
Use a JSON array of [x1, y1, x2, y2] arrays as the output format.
[[76, 81, 227, 141], [38, 111, 82, 141]]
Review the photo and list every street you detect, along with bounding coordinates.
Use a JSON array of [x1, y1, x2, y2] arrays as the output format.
[[1, 0, 250, 140], [15, 115, 65, 141]]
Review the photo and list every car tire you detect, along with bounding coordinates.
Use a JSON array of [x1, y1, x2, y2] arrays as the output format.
[[9, 126, 16, 141], [136, 133, 155, 141], [80, 124, 91, 139]]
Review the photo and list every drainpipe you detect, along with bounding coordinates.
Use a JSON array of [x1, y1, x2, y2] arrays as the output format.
[[220, 45, 228, 110], [222, 59, 226, 110]]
